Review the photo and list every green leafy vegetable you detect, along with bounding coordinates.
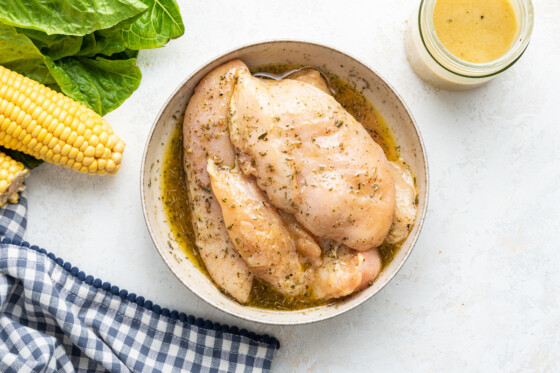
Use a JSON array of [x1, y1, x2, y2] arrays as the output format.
[[17, 29, 84, 61], [0, 0, 148, 36], [107, 49, 140, 60], [76, 32, 126, 58], [45, 56, 142, 116], [0, 24, 54, 84], [120, 0, 185, 49]]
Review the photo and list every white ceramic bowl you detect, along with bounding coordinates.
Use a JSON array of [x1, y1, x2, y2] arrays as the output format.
[[141, 40, 428, 325]]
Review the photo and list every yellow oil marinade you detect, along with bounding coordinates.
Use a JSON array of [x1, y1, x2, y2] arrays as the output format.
[[162, 65, 408, 310], [161, 122, 209, 278]]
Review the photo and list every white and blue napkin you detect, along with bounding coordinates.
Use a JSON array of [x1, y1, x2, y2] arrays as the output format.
[[0, 193, 278, 372]]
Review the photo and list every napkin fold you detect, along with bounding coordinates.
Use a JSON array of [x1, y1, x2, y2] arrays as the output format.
[[0, 194, 278, 373]]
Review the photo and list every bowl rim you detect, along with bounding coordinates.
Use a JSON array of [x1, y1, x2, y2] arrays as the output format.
[[140, 39, 429, 325]]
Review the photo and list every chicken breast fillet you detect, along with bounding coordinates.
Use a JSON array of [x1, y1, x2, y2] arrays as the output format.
[[279, 211, 323, 268], [207, 160, 307, 297], [183, 59, 253, 303], [228, 68, 396, 250], [312, 242, 382, 300], [285, 69, 332, 95], [385, 161, 417, 244]]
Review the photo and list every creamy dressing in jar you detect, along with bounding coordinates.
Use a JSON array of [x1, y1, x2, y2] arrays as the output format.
[[433, 0, 518, 63], [405, 0, 533, 90]]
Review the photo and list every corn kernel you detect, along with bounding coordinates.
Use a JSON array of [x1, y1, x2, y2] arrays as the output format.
[[76, 122, 85, 135], [47, 137, 58, 149], [21, 134, 32, 146], [82, 155, 94, 166], [89, 135, 99, 147], [60, 127, 71, 141], [114, 141, 125, 154], [98, 132, 108, 146], [95, 143, 104, 157], [13, 126, 22, 139], [74, 136, 85, 149], [97, 159, 107, 170], [106, 160, 116, 172], [37, 128, 48, 142], [68, 148, 79, 159], [20, 114, 32, 129], [53, 123, 65, 137], [61, 144, 71, 156], [32, 142, 42, 153], [88, 160, 98, 172], [31, 125, 41, 138], [27, 138, 37, 149], [6, 122, 17, 135], [84, 146, 95, 157], [67, 131, 78, 145], [47, 118, 58, 133]]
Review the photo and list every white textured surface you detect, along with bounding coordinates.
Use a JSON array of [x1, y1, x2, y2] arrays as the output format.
[[24, 0, 559, 371]]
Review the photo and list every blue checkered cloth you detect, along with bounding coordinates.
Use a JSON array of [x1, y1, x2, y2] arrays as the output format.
[[0, 193, 278, 372]]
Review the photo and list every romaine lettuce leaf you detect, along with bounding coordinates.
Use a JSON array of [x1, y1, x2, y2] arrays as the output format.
[[120, 0, 184, 49], [0, 0, 148, 36], [0, 24, 54, 84], [76, 32, 127, 58], [106, 50, 140, 60], [17, 29, 84, 61], [45, 56, 142, 115]]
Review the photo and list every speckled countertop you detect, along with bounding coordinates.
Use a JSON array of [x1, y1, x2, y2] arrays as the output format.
[[24, 0, 559, 371]]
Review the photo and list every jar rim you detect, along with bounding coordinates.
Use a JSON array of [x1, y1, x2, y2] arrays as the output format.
[[418, 0, 534, 78]]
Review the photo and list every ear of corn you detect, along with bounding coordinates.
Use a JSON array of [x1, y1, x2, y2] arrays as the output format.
[[0, 151, 29, 207], [0, 65, 125, 175]]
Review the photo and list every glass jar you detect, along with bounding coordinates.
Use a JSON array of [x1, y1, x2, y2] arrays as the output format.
[[405, 0, 534, 90]]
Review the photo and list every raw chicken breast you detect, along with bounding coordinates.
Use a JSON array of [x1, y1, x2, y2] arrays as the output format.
[[312, 242, 382, 299], [286, 69, 332, 95], [385, 161, 417, 244], [183, 60, 253, 303], [228, 69, 396, 250], [207, 160, 306, 297], [279, 211, 323, 268]]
